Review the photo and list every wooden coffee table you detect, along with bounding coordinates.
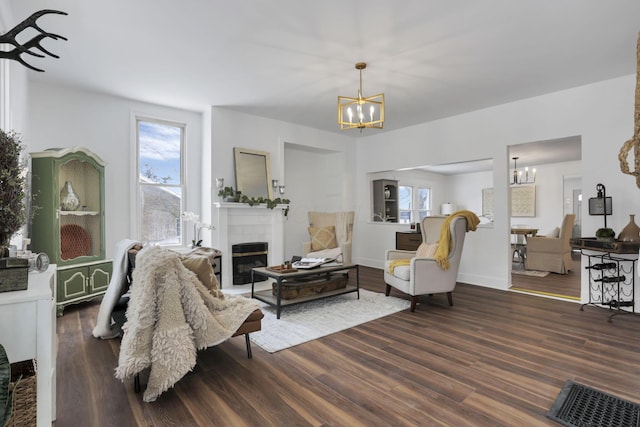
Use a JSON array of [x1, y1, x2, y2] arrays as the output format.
[[251, 264, 359, 319]]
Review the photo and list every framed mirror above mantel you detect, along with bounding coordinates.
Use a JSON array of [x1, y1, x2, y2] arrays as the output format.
[[234, 147, 273, 199]]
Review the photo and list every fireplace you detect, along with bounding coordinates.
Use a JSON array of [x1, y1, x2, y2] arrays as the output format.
[[213, 202, 287, 288], [232, 242, 268, 285]]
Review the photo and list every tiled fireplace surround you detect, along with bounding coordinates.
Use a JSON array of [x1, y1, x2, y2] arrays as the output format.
[[212, 202, 287, 287]]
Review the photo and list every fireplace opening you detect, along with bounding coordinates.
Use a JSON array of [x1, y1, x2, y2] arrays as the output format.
[[232, 242, 268, 285]]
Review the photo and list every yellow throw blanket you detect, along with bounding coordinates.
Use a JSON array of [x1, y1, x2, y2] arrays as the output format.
[[388, 258, 411, 274], [434, 210, 480, 270], [387, 211, 480, 275]]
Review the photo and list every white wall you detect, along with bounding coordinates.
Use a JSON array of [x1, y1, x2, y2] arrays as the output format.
[[208, 107, 356, 263], [284, 144, 347, 258], [446, 170, 494, 216], [356, 74, 639, 295], [18, 70, 640, 299], [22, 87, 355, 264], [1, 3, 38, 250], [508, 160, 581, 234], [26, 82, 204, 258], [0, 2, 29, 134]]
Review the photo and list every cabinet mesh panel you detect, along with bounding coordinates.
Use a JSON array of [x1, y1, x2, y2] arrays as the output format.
[[548, 381, 640, 427], [60, 224, 91, 260]]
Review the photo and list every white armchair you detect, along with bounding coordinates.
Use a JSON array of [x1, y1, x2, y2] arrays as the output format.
[[384, 216, 468, 312], [303, 211, 354, 265]]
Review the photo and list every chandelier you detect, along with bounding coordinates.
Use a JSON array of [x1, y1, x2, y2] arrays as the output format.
[[338, 62, 384, 130], [511, 157, 536, 185]]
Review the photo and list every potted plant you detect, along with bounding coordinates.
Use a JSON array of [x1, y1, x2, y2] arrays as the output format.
[[595, 227, 616, 242], [0, 130, 27, 257]]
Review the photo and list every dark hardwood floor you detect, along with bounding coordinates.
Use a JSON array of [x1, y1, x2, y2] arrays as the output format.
[[510, 251, 582, 299], [55, 266, 640, 426]]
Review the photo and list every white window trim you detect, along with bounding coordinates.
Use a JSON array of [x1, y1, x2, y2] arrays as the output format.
[[399, 185, 413, 224], [130, 111, 187, 245], [399, 184, 432, 223]]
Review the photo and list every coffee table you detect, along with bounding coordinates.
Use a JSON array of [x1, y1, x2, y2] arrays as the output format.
[[251, 263, 359, 319]]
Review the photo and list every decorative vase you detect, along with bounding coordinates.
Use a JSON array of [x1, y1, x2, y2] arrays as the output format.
[[60, 181, 80, 211], [384, 186, 391, 199], [618, 214, 640, 242]]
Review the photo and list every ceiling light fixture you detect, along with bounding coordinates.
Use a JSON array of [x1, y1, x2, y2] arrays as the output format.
[[338, 62, 384, 131], [511, 157, 536, 185]]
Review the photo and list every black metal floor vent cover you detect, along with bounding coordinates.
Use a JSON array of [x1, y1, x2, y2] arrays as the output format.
[[547, 381, 640, 427]]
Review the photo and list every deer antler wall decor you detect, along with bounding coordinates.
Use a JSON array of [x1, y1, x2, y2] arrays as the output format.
[[0, 9, 67, 72], [619, 33, 640, 188]]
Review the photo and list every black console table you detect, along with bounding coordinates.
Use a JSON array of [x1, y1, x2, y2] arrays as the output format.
[[571, 238, 639, 322]]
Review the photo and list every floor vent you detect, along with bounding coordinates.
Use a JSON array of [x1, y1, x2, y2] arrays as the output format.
[[547, 380, 640, 427]]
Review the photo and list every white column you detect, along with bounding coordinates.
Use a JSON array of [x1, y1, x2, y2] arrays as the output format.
[[213, 204, 231, 287], [270, 207, 285, 265]]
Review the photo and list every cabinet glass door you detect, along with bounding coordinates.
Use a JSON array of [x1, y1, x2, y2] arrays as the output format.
[[58, 158, 101, 261]]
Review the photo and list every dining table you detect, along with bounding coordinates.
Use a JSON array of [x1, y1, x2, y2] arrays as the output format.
[[511, 227, 539, 265]]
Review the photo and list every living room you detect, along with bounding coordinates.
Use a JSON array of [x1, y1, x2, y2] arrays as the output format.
[[3, 1, 640, 426]]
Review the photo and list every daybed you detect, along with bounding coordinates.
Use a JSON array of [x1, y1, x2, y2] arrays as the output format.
[[107, 244, 261, 402]]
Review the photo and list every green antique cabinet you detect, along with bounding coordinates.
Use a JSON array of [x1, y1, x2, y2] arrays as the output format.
[[30, 147, 112, 316]]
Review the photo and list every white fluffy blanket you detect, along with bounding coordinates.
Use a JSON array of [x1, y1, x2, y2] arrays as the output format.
[[115, 245, 260, 402]]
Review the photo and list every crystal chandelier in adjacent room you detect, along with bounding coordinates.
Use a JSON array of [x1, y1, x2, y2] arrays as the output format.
[[338, 62, 384, 130]]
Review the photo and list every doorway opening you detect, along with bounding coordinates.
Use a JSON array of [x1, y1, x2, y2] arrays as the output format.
[[508, 136, 582, 301]]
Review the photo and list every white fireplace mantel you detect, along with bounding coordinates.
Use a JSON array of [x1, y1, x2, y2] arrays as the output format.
[[213, 202, 289, 287]]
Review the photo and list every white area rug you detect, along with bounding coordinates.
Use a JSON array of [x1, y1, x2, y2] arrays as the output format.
[[512, 269, 550, 277], [250, 289, 410, 353]]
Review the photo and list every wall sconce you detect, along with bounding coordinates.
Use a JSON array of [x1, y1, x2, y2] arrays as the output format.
[[216, 178, 224, 189], [272, 179, 279, 189], [588, 183, 612, 228], [278, 185, 285, 195]]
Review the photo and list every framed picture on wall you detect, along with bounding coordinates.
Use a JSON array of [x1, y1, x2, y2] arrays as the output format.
[[510, 185, 536, 217], [481, 186, 536, 217], [482, 188, 494, 218]]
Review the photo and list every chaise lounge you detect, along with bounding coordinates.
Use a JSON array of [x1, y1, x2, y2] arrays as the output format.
[[99, 244, 263, 402]]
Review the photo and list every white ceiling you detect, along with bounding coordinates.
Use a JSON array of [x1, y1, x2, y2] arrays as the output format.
[[417, 135, 582, 175], [5, 0, 640, 173], [4, 0, 640, 142]]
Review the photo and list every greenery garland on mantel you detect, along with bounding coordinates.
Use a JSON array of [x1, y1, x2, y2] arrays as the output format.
[[217, 186, 290, 216]]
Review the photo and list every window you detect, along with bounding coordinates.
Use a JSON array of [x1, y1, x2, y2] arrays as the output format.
[[417, 187, 431, 221], [399, 185, 431, 223], [136, 118, 185, 245], [399, 186, 412, 223]]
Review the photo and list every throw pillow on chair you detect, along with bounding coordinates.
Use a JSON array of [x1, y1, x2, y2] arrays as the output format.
[[308, 226, 338, 251]]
